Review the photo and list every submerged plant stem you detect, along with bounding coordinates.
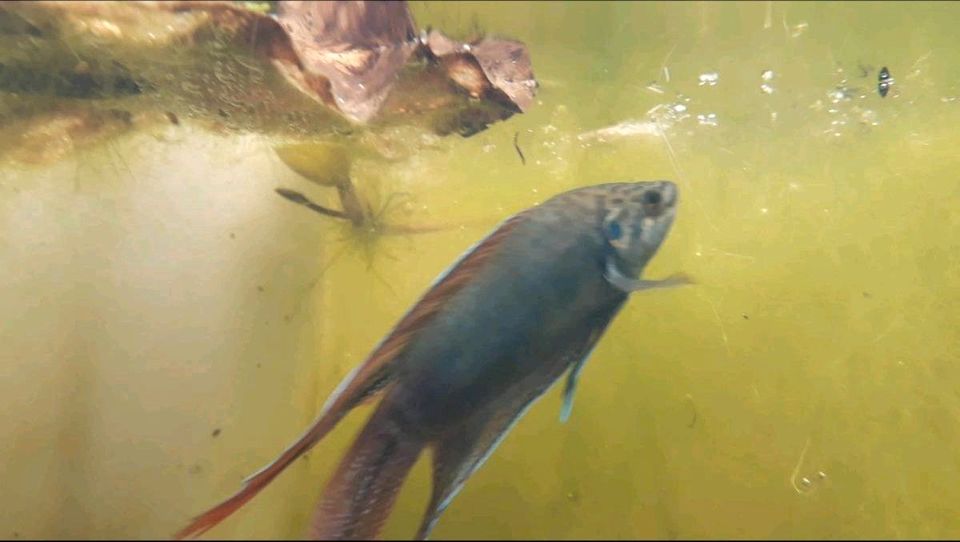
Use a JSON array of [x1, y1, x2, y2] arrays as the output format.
[[275, 188, 352, 220]]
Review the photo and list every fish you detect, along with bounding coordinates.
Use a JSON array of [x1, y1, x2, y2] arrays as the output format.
[[174, 180, 691, 541]]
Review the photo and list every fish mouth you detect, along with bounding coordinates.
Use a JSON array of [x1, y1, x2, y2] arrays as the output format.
[[659, 180, 678, 208], [639, 181, 678, 219]]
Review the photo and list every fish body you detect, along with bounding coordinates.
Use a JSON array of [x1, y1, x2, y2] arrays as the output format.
[[175, 181, 687, 541], [395, 199, 627, 432]]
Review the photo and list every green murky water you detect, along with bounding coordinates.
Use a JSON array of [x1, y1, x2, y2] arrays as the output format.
[[1, 1, 959, 539]]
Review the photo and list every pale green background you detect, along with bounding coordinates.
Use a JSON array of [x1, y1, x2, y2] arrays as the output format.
[[1, 1, 958, 539]]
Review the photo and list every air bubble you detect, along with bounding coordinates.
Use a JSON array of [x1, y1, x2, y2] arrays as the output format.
[[791, 21, 809, 38]]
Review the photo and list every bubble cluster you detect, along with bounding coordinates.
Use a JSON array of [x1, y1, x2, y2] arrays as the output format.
[[697, 113, 718, 127], [810, 67, 881, 138], [761, 69, 775, 94], [698, 72, 719, 87]]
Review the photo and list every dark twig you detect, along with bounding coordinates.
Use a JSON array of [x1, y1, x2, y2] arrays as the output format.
[[513, 130, 525, 165]]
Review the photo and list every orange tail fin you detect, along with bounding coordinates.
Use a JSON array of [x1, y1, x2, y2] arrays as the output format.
[[174, 412, 337, 539], [174, 362, 398, 539], [308, 402, 425, 540]]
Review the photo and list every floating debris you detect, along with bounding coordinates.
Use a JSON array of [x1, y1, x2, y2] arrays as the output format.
[[646, 82, 666, 95], [761, 69, 775, 81], [878, 66, 893, 97], [577, 120, 661, 142], [761, 83, 774, 95], [698, 72, 719, 87]]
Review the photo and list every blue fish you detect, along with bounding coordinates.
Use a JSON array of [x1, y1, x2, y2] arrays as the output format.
[[175, 180, 690, 540]]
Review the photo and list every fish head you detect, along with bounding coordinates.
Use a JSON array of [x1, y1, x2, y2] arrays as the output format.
[[599, 180, 678, 277]]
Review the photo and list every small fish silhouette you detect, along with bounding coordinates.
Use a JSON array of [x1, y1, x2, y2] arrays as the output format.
[[175, 181, 690, 541]]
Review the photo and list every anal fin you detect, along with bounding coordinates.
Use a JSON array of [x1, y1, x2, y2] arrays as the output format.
[[416, 292, 628, 539], [560, 347, 593, 424], [559, 314, 619, 423], [416, 392, 544, 540]]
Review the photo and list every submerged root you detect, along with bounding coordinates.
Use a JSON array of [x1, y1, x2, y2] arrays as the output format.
[[275, 188, 351, 220], [277, 179, 495, 317]]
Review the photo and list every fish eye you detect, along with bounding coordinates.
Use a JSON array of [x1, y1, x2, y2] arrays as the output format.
[[643, 190, 662, 205], [605, 220, 622, 240]]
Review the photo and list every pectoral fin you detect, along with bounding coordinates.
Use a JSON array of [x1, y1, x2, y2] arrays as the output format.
[[604, 257, 693, 293]]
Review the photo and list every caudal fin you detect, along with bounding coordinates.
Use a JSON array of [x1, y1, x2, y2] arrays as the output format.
[[174, 366, 400, 540], [309, 402, 425, 540], [173, 416, 334, 540]]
